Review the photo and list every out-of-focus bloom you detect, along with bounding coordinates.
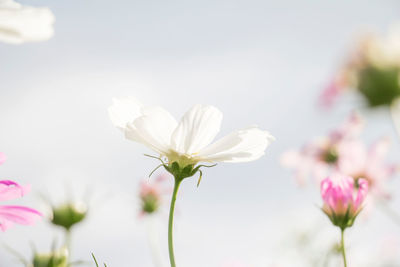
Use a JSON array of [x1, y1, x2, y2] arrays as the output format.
[[321, 174, 368, 229], [50, 202, 87, 231], [139, 174, 170, 215], [0, 180, 41, 231], [321, 24, 400, 108], [109, 97, 274, 179], [338, 137, 398, 199], [0, 0, 55, 44], [0, 152, 6, 165], [281, 113, 363, 185], [32, 247, 68, 267], [319, 72, 349, 108]]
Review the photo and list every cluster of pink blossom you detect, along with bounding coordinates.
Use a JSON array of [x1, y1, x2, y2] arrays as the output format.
[[282, 110, 400, 266], [281, 113, 398, 202]]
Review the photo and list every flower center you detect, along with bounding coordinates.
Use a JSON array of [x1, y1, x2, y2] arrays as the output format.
[[353, 174, 373, 189], [322, 147, 339, 164], [167, 150, 199, 168]]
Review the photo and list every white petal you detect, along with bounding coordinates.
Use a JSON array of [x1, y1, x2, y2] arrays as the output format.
[[125, 106, 177, 155], [0, 0, 20, 8], [171, 104, 223, 155], [197, 126, 275, 163], [108, 97, 143, 130], [0, 4, 54, 44]]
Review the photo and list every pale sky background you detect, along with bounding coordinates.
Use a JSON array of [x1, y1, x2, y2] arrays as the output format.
[[1, 0, 400, 266]]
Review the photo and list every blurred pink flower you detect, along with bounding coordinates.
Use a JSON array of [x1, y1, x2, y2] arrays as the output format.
[[0, 152, 6, 165], [319, 73, 348, 108], [139, 173, 171, 215], [321, 174, 368, 228], [0, 180, 41, 231], [337, 137, 398, 199], [281, 112, 364, 185]]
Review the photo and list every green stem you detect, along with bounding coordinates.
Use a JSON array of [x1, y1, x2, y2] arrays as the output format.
[[168, 178, 181, 267], [340, 228, 348, 267], [65, 229, 71, 252]]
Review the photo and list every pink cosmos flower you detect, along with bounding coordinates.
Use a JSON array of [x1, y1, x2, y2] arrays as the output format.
[[337, 137, 398, 200], [321, 174, 368, 229], [0, 154, 41, 231], [281, 113, 364, 185]]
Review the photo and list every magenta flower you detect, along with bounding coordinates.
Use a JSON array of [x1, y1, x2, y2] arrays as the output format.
[[321, 174, 368, 229], [321, 174, 369, 267], [281, 113, 364, 185], [0, 154, 41, 231]]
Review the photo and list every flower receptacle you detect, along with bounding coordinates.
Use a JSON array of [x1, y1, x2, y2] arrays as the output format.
[[32, 247, 68, 267], [51, 203, 87, 231]]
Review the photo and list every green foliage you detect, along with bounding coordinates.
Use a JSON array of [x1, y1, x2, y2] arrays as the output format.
[[322, 206, 361, 231], [358, 65, 400, 107], [91, 253, 107, 267]]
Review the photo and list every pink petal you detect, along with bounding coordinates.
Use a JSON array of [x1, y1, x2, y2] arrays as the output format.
[[354, 178, 369, 210], [321, 174, 366, 216], [0, 153, 6, 165], [337, 140, 367, 176], [0, 205, 42, 231], [319, 78, 343, 108], [0, 180, 30, 202]]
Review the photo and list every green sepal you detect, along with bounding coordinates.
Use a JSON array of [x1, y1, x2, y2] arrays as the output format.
[[322, 205, 361, 231]]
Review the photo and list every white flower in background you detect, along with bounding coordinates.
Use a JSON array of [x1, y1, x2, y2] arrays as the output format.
[[109, 97, 275, 168], [0, 0, 54, 44], [363, 24, 400, 68]]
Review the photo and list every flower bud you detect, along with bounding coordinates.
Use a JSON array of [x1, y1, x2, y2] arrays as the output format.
[[321, 174, 368, 230], [32, 247, 68, 267], [140, 181, 162, 214], [139, 174, 172, 215], [51, 202, 87, 230]]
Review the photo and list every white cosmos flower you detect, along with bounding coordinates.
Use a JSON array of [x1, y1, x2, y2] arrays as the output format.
[[109, 97, 275, 167], [0, 0, 54, 44]]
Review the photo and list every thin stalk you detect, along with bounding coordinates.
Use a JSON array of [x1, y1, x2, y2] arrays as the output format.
[[340, 228, 347, 267], [168, 178, 181, 267], [145, 215, 164, 267], [65, 229, 72, 252]]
